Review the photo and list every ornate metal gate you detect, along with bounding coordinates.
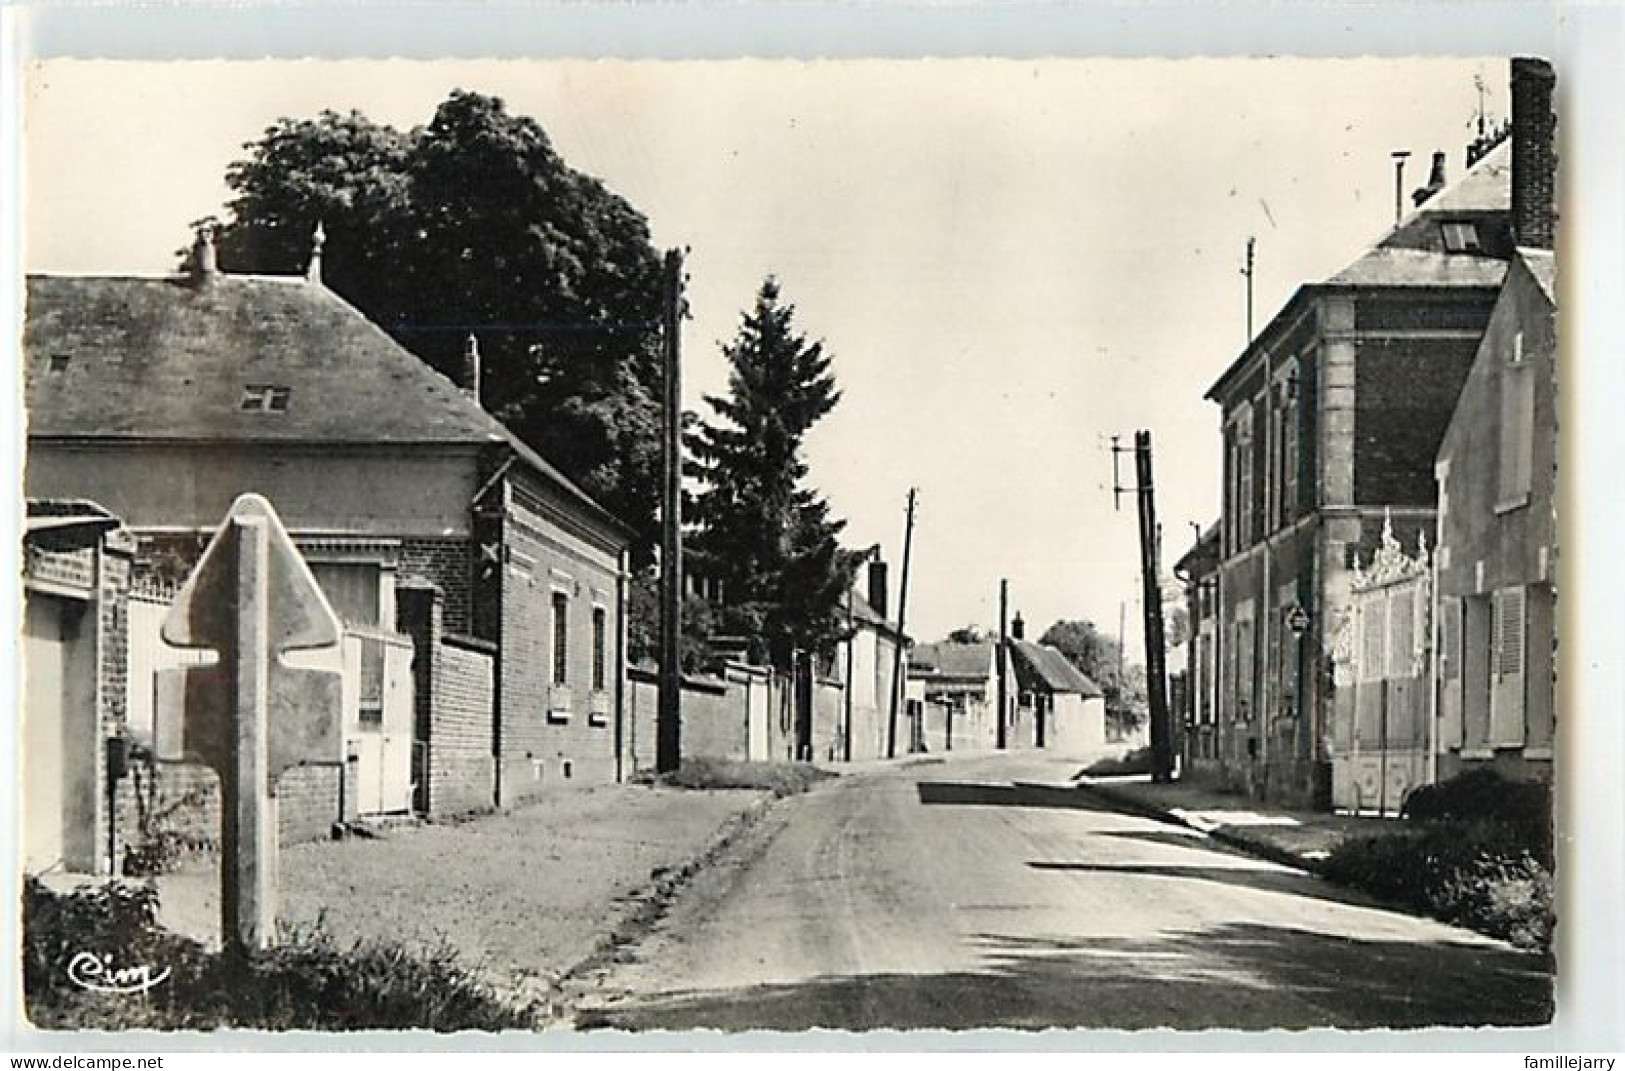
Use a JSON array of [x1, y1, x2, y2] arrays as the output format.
[[1332, 518, 1433, 815]]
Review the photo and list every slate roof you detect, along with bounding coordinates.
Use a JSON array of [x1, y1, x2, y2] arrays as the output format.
[[908, 641, 994, 680], [1009, 640, 1104, 697], [1321, 247, 1509, 290], [1519, 247, 1558, 306], [849, 590, 907, 642], [24, 273, 624, 531], [1207, 139, 1513, 402]]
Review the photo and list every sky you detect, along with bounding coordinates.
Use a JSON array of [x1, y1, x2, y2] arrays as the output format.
[[22, 57, 1508, 655]]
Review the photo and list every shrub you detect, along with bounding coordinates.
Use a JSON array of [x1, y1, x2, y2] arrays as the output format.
[[23, 878, 540, 1031], [1080, 746, 1153, 778], [660, 758, 836, 798], [1322, 820, 1554, 950], [1402, 768, 1552, 867]]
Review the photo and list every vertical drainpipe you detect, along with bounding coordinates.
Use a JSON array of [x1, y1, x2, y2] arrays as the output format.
[[615, 546, 629, 784]]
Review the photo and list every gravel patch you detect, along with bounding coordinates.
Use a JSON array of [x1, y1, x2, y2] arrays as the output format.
[[150, 783, 766, 1008]]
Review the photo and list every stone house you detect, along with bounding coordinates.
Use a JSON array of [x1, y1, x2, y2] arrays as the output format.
[[837, 557, 909, 761], [1433, 245, 1557, 785], [908, 639, 1001, 753], [1007, 631, 1107, 755], [1201, 58, 1555, 809], [24, 237, 634, 822], [1174, 524, 1222, 779]]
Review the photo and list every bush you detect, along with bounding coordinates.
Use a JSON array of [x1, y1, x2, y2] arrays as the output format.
[[660, 758, 836, 798], [1402, 768, 1552, 867], [23, 878, 540, 1031], [1080, 746, 1153, 777], [1322, 819, 1553, 950]]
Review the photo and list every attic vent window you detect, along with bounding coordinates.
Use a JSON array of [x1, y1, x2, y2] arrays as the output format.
[[240, 385, 291, 412], [1442, 221, 1482, 253], [47, 354, 71, 373]]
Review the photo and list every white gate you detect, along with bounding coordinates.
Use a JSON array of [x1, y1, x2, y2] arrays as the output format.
[[1332, 517, 1433, 815]]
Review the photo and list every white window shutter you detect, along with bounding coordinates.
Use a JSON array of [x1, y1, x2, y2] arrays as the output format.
[[1490, 586, 1527, 747]]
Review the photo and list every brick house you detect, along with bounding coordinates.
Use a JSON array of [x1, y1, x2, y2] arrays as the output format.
[[1433, 245, 1557, 785], [24, 237, 633, 818], [1201, 58, 1555, 809]]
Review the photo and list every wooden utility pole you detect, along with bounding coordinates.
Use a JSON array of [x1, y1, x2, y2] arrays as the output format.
[[886, 488, 917, 759], [657, 248, 684, 775], [996, 578, 1009, 750], [1133, 430, 1175, 783]]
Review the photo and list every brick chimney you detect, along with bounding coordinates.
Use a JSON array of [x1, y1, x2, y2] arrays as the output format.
[[1511, 56, 1557, 250], [1411, 151, 1447, 207], [1011, 611, 1025, 641], [867, 558, 888, 618], [462, 334, 482, 405]]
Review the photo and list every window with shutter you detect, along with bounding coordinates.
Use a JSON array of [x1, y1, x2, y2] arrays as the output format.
[[1490, 585, 1527, 746], [1439, 597, 1464, 749], [1498, 341, 1535, 506]]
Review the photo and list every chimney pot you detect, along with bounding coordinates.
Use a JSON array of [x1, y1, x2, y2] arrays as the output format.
[[306, 221, 326, 284], [191, 227, 219, 283], [1411, 150, 1448, 207], [462, 334, 482, 405], [1011, 612, 1026, 641]]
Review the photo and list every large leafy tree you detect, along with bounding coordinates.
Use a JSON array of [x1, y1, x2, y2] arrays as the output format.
[[1039, 619, 1148, 735], [688, 278, 855, 668], [206, 92, 666, 557]]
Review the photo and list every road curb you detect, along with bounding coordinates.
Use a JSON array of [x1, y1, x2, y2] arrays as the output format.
[[1074, 778, 1326, 876]]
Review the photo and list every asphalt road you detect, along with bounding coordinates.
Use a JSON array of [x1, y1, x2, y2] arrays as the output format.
[[578, 753, 1553, 1032]]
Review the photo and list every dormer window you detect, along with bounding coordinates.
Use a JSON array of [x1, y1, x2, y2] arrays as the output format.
[[1441, 221, 1482, 253], [240, 385, 291, 412]]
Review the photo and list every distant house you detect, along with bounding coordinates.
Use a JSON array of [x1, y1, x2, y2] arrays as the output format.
[[1174, 524, 1222, 779], [1007, 632, 1106, 755], [908, 639, 1000, 753], [1200, 58, 1555, 811], [1433, 246, 1557, 785], [24, 234, 634, 823]]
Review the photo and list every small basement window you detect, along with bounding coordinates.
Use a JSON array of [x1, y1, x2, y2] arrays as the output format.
[[240, 385, 292, 412], [1441, 221, 1482, 253]]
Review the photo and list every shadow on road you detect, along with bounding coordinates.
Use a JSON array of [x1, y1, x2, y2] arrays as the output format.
[[1025, 858, 1394, 913], [579, 920, 1553, 1033], [916, 780, 1121, 812]]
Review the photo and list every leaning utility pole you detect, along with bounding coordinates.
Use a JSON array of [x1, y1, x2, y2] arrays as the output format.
[[996, 578, 1009, 751], [1113, 430, 1174, 782], [886, 488, 918, 759], [656, 248, 684, 775]]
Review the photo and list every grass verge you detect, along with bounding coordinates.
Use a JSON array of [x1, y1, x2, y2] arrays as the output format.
[[23, 878, 542, 1031], [658, 757, 837, 798]]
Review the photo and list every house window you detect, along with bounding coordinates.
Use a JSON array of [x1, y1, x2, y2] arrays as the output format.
[[241, 385, 291, 412], [1489, 585, 1527, 747], [1498, 331, 1535, 507], [552, 591, 570, 686], [1441, 221, 1482, 253], [592, 606, 608, 692], [1226, 411, 1255, 553]]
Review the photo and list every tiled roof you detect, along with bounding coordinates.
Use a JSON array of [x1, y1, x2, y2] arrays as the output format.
[[849, 590, 907, 642], [24, 273, 623, 530], [1010, 640, 1103, 697], [908, 641, 994, 680], [1518, 247, 1558, 306]]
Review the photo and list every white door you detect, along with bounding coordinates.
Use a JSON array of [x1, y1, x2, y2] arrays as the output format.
[[23, 598, 66, 872]]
